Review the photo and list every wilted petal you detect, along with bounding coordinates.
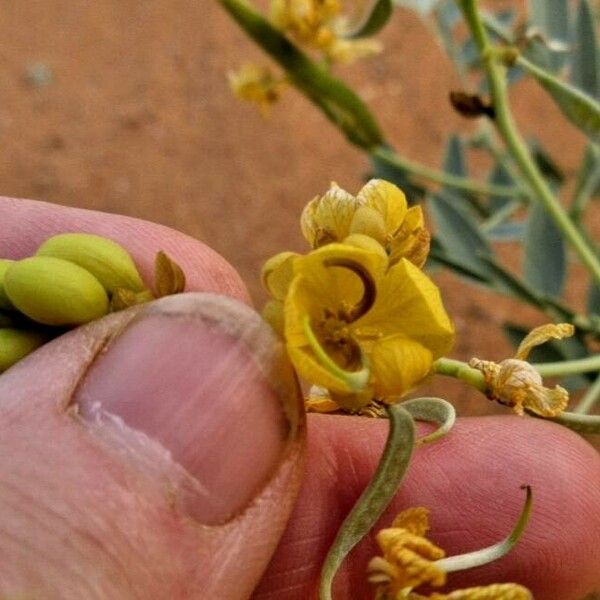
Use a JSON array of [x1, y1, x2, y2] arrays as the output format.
[[392, 507, 431, 537], [429, 583, 532, 599], [515, 322, 574, 360], [300, 183, 362, 248]]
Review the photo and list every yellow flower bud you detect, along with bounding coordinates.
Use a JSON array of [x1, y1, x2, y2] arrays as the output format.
[[0, 328, 49, 372], [349, 206, 387, 243], [4, 256, 110, 326], [0, 259, 16, 310], [36, 233, 146, 294]]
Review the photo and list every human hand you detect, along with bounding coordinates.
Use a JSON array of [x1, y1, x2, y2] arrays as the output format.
[[1, 198, 598, 600]]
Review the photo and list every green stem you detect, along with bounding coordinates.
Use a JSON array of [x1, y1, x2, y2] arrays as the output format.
[[458, 0, 600, 287], [534, 354, 600, 377], [432, 358, 486, 391], [575, 372, 600, 414], [371, 146, 518, 198], [219, 0, 383, 149], [481, 198, 522, 232]]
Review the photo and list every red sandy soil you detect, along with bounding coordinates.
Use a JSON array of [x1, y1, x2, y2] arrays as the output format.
[[0, 1, 597, 415]]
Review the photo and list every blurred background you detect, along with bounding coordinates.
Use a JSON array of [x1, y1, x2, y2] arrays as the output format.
[[0, 1, 597, 412]]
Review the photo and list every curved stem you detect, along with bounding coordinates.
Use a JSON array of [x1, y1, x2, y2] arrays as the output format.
[[371, 146, 518, 198], [458, 0, 600, 287]]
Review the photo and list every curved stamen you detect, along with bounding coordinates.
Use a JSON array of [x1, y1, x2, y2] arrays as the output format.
[[323, 257, 376, 322], [302, 315, 370, 392]]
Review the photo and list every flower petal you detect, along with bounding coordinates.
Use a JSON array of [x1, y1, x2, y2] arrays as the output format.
[[389, 205, 431, 268], [515, 322, 574, 360], [370, 335, 433, 397], [429, 583, 532, 599], [357, 179, 408, 238], [261, 251, 299, 300], [391, 507, 431, 537], [355, 258, 454, 358], [300, 182, 362, 248]]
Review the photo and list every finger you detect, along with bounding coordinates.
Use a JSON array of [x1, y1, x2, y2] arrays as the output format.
[[0, 196, 250, 302], [0, 293, 304, 599], [254, 414, 600, 600]]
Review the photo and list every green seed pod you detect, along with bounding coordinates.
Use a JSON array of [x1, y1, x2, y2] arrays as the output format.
[[36, 233, 146, 294], [4, 256, 109, 326], [0, 259, 15, 310], [0, 328, 48, 372]]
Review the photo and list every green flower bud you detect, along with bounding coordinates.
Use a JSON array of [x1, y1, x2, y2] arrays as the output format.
[[4, 256, 109, 326], [0, 328, 48, 372], [0, 259, 16, 310], [36, 233, 146, 294]]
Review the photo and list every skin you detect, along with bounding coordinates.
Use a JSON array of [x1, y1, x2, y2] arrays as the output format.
[[0, 197, 599, 599]]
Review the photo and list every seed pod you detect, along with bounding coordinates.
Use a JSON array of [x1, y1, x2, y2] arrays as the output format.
[[36, 233, 146, 294], [0, 259, 15, 310], [0, 328, 48, 372], [4, 256, 109, 326]]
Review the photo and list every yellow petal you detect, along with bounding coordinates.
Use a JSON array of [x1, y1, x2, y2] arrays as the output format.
[[370, 335, 433, 398], [354, 258, 454, 359], [262, 299, 285, 337], [429, 583, 532, 599], [305, 386, 341, 413], [389, 206, 431, 268], [261, 251, 299, 300], [325, 37, 382, 63], [357, 179, 408, 238], [515, 381, 569, 417], [342, 233, 388, 260], [300, 183, 362, 248], [391, 507, 431, 537], [515, 323, 574, 360], [349, 206, 387, 243]]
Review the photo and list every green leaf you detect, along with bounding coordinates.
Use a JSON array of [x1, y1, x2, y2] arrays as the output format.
[[393, 0, 438, 16], [487, 221, 526, 241], [527, 0, 569, 70], [571, 0, 600, 100], [588, 282, 600, 314], [518, 56, 600, 142], [488, 161, 514, 212], [529, 138, 565, 184], [428, 192, 494, 278], [319, 405, 415, 600], [571, 143, 600, 220], [443, 134, 467, 180], [343, 0, 393, 38], [523, 201, 566, 298]]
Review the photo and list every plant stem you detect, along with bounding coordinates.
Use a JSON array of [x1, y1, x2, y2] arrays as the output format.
[[432, 358, 486, 391], [575, 372, 600, 414], [458, 0, 600, 287], [481, 198, 522, 231], [534, 355, 600, 378], [371, 146, 518, 198]]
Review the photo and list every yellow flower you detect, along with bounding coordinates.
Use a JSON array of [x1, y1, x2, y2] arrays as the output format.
[[228, 63, 286, 116], [269, 0, 382, 63], [469, 323, 574, 417], [368, 507, 532, 600], [284, 243, 454, 409], [300, 180, 430, 267]]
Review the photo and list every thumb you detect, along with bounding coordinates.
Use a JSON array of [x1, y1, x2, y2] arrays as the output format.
[[0, 293, 304, 599]]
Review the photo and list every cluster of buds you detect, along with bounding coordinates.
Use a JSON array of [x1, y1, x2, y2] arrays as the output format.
[[0, 233, 185, 372]]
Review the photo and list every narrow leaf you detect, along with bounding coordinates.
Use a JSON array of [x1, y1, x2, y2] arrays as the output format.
[[527, 0, 569, 70], [428, 193, 494, 278], [523, 201, 566, 298], [343, 0, 393, 38], [487, 221, 526, 241], [529, 138, 565, 184], [443, 134, 467, 180], [319, 405, 414, 600], [571, 0, 600, 100], [488, 161, 514, 212], [518, 56, 600, 141], [571, 143, 600, 220], [400, 397, 456, 445]]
